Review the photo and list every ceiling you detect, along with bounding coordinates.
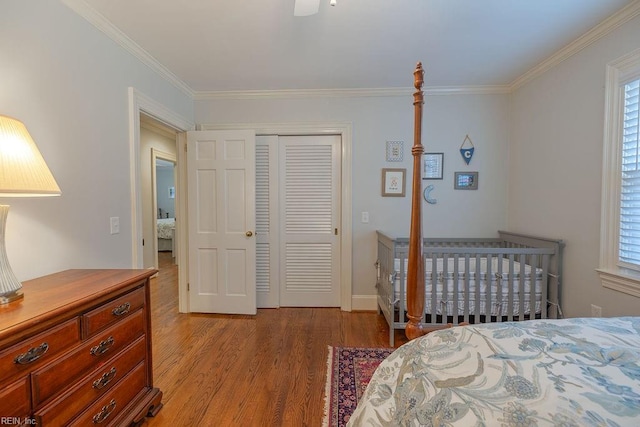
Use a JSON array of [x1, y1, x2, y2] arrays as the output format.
[[76, 0, 635, 93]]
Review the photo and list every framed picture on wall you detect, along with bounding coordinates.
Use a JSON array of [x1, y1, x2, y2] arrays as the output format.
[[454, 172, 478, 190], [381, 168, 406, 197], [423, 152, 444, 179]]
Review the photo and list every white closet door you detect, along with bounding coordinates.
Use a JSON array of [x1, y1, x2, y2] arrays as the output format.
[[279, 135, 341, 307], [256, 135, 279, 308], [186, 130, 256, 314]]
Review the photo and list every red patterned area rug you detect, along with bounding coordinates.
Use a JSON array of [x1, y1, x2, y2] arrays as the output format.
[[323, 346, 394, 427]]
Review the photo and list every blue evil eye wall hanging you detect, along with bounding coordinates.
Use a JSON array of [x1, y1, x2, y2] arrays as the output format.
[[459, 134, 474, 165]]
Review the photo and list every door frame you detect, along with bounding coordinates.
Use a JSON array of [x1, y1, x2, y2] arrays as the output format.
[[128, 87, 194, 313], [201, 122, 353, 311]]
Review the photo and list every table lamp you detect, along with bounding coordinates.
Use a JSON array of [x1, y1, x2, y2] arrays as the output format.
[[0, 115, 61, 304]]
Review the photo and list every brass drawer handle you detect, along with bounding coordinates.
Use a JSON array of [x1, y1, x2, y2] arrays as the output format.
[[90, 336, 114, 356], [92, 399, 116, 424], [92, 367, 117, 390], [112, 302, 131, 317], [14, 342, 49, 365]]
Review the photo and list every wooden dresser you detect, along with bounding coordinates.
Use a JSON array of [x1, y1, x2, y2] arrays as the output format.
[[0, 269, 162, 426]]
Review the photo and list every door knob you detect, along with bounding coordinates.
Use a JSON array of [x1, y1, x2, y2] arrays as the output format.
[[246, 231, 253, 237]]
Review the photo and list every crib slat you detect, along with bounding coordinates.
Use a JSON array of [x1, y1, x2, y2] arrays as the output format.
[[429, 254, 438, 324], [442, 255, 449, 320], [508, 254, 515, 321], [542, 254, 550, 319], [529, 254, 538, 321], [474, 253, 481, 320], [486, 254, 493, 323], [454, 255, 460, 323], [519, 253, 526, 321], [463, 254, 470, 323]]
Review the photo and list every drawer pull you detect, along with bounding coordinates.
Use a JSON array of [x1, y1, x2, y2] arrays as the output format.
[[112, 302, 131, 316], [90, 336, 115, 356], [92, 367, 117, 390], [92, 399, 116, 424], [14, 342, 49, 365]]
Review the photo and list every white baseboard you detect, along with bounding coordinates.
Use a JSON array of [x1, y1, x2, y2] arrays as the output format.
[[351, 294, 378, 311]]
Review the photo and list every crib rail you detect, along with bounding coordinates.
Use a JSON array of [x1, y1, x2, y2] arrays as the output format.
[[376, 231, 564, 346]]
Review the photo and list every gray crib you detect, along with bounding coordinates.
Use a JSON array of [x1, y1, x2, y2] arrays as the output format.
[[376, 230, 564, 346]]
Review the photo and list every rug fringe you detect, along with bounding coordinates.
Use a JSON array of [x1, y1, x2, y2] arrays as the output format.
[[322, 345, 334, 427]]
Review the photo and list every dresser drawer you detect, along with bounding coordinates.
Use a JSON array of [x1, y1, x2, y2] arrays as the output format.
[[32, 309, 145, 406], [34, 336, 147, 427], [0, 318, 80, 383], [82, 286, 145, 338], [0, 376, 31, 418], [69, 361, 147, 426]]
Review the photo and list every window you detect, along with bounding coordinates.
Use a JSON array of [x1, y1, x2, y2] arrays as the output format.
[[598, 49, 640, 297], [619, 79, 640, 268]]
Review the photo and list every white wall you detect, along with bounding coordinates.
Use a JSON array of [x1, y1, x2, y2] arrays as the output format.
[[0, 1, 193, 281], [196, 93, 510, 296], [509, 15, 640, 317]]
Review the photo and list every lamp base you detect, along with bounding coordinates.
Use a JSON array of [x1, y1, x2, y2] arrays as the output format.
[[0, 205, 24, 305], [0, 289, 24, 305]]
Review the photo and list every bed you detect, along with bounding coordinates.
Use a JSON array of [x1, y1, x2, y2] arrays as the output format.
[[376, 230, 564, 346], [157, 217, 175, 253], [348, 317, 640, 426]]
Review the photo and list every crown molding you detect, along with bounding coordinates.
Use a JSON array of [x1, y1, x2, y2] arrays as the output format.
[[61, 0, 194, 99], [193, 85, 510, 100], [510, 0, 640, 91]]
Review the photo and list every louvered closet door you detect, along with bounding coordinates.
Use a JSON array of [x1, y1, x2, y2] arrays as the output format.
[[256, 136, 279, 308], [279, 135, 341, 307]]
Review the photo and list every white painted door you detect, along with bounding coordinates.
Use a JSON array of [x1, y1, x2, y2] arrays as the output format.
[[279, 135, 341, 307], [187, 130, 256, 314]]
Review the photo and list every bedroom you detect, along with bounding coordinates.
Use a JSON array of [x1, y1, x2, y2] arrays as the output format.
[[0, 0, 639, 424]]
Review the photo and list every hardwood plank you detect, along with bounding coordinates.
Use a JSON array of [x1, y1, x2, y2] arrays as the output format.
[[143, 252, 407, 426]]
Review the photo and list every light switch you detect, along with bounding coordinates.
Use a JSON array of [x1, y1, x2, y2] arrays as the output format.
[[110, 217, 120, 234], [361, 211, 369, 223]]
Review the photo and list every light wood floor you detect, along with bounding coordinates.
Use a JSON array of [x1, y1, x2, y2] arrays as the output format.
[[143, 252, 407, 426]]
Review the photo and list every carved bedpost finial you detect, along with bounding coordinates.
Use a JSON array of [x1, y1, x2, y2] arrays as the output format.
[[414, 62, 424, 91]]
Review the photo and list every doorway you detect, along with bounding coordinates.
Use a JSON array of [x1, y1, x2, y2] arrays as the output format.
[[140, 114, 178, 271]]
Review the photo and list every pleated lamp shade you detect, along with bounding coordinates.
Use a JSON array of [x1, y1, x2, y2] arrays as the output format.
[[0, 115, 61, 304], [0, 115, 61, 196]]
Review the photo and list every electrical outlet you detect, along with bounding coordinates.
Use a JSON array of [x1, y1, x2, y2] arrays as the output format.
[[362, 212, 369, 223], [591, 304, 602, 317], [110, 217, 120, 235]]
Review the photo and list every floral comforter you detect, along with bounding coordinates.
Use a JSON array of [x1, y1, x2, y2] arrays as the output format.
[[348, 317, 640, 426]]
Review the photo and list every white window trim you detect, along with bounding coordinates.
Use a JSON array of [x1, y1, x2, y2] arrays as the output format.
[[598, 48, 640, 297]]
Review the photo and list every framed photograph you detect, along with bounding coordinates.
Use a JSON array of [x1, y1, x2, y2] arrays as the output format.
[[168, 186, 176, 199], [423, 152, 444, 180], [454, 172, 478, 190], [381, 168, 406, 197]]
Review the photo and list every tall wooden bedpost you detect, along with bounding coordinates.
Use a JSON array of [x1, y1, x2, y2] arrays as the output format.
[[405, 62, 425, 340]]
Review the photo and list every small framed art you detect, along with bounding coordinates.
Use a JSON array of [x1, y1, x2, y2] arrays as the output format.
[[454, 172, 478, 190], [385, 141, 404, 162], [381, 168, 406, 197], [423, 152, 444, 180]]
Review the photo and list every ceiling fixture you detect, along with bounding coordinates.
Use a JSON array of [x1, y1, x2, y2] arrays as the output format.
[[294, 0, 335, 16]]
